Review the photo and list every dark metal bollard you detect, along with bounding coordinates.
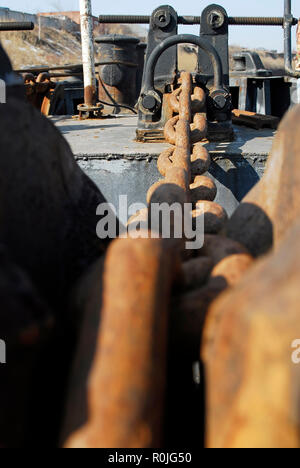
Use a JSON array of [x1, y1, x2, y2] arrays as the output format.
[[95, 34, 140, 113]]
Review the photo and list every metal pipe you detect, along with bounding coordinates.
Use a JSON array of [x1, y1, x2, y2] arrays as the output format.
[[79, 0, 96, 106], [14, 62, 104, 74], [296, 20, 300, 71], [0, 21, 34, 31], [284, 0, 299, 77], [142, 34, 224, 93], [98, 15, 298, 26]]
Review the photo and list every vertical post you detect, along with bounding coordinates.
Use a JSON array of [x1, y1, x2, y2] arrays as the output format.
[[296, 20, 300, 71], [283, 0, 299, 76], [80, 0, 96, 107]]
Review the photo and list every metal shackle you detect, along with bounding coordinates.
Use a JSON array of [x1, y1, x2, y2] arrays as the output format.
[[140, 34, 228, 113]]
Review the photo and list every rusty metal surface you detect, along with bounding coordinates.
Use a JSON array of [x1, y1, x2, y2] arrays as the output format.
[[5, 26, 300, 448], [65, 237, 175, 448], [121, 73, 253, 367], [112, 76, 256, 444], [61, 72, 257, 449], [145, 71, 228, 236], [22, 72, 56, 116], [170, 234, 254, 363], [232, 109, 279, 130], [226, 104, 300, 257], [95, 35, 140, 114], [198, 103, 300, 448], [201, 218, 300, 448]]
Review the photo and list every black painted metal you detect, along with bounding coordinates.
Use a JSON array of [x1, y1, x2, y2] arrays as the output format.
[[230, 75, 293, 119], [137, 32, 232, 142], [232, 52, 272, 77], [0, 21, 34, 31], [136, 6, 233, 142], [135, 2, 298, 141], [142, 34, 225, 95], [198, 5, 229, 86], [136, 42, 147, 100], [144, 5, 178, 93]]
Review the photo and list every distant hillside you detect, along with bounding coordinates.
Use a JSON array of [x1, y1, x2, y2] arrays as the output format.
[[0, 16, 284, 76], [0, 20, 146, 70], [179, 44, 285, 76]]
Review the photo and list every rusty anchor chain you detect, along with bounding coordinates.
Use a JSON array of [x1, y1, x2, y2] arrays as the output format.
[[64, 72, 256, 448], [125, 72, 256, 363], [129, 71, 228, 237]]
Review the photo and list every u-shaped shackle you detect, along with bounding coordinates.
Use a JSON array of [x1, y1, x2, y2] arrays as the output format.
[[142, 34, 225, 94]]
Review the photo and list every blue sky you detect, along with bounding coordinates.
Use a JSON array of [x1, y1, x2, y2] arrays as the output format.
[[2, 0, 300, 51]]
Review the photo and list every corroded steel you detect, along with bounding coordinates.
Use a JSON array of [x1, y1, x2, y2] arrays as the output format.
[[190, 175, 217, 203], [169, 86, 206, 114], [145, 71, 228, 236], [164, 113, 208, 145], [192, 201, 228, 234], [201, 219, 300, 448], [62, 71, 256, 450], [226, 103, 300, 257], [21, 72, 56, 116], [65, 236, 175, 448], [182, 256, 213, 289]]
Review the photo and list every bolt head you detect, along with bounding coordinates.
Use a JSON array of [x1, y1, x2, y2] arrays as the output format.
[[211, 90, 229, 110], [142, 95, 157, 111], [208, 10, 225, 29], [153, 10, 171, 28]]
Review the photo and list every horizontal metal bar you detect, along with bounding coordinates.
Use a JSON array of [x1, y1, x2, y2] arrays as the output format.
[[229, 16, 297, 26], [15, 64, 83, 73], [14, 60, 137, 75], [0, 21, 34, 31], [98, 15, 298, 26]]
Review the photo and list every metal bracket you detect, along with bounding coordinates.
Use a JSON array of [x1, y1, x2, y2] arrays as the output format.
[[143, 5, 178, 93], [198, 4, 229, 86], [137, 33, 232, 142], [231, 52, 272, 77]]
